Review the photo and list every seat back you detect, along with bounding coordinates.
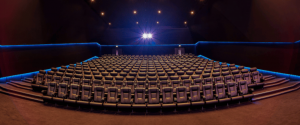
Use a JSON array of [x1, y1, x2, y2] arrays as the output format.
[[72, 78, 81, 85], [189, 85, 201, 102], [148, 87, 160, 104], [69, 84, 79, 99], [234, 74, 242, 83], [252, 71, 260, 83], [82, 79, 91, 85], [44, 75, 53, 86], [94, 86, 104, 102], [162, 87, 173, 104], [204, 77, 213, 84], [47, 82, 57, 96], [203, 84, 214, 100], [120, 87, 132, 104], [36, 73, 44, 85], [136, 81, 146, 89], [62, 77, 71, 85], [176, 86, 187, 103], [134, 88, 145, 104], [242, 73, 251, 84], [214, 76, 224, 84], [238, 80, 249, 95], [215, 83, 226, 99], [81, 85, 91, 101], [107, 87, 118, 103], [224, 75, 234, 84], [57, 83, 68, 98], [227, 82, 238, 97]]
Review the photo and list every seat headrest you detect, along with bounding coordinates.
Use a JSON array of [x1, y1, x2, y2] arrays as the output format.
[[195, 70, 203, 74], [212, 72, 220, 77], [47, 71, 55, 75], [49, 82, 56, 86], [159, 76, 168, 80], [227, 82, 236, 87], [105, 76, 113, 80], [241, 69, 249, 73], [203, 84, 212, 89], [238, 66, 245, 70], [191, 75, 200, 79], [95, 86, 104, 91], [163, 87, 172, 92], [250, 67, 257, 72], [84, 75, 93, 79], [59, 83, 67, 87], [239, 80, 247, 85], [222, 71, 230, 76], [135, 88, 145, 93], [202, 73, 210, 78], [216, 83, 224, 88], [83, 79, 90, 83], [83, 85, 91, 90], [181, 75, 190, 79]]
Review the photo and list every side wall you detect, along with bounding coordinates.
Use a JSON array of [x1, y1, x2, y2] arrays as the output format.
[[0, 44, 100, 77], [196, 42, 300, 75]]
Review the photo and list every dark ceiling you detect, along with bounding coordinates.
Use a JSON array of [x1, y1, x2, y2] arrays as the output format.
[[84, 0, 208, 28]]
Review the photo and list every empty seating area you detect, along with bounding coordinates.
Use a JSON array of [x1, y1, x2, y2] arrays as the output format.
[[33, 53, 263, 110]]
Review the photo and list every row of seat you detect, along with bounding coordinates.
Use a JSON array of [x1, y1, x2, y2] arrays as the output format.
[[43, 80, 253, 109]]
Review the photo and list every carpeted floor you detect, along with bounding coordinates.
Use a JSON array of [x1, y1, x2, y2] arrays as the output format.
[[1, 90, 300, 125]]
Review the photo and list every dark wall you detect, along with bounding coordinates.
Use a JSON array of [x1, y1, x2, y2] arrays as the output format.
[[196, 42, 300, 75], [101, 45, 195, 55], [0, 45, 100, 77]]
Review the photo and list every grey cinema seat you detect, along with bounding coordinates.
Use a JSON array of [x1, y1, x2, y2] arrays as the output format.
[[202, 84, 218, 104], [176, 86, 190, 107], [118, 87, 133, 108], [90, 86, 105, 107], [132, 88, 147, 108], [162, 87, 176, 108], [147, 87, 161, 108], [77, 85, 92, 105], [64, 84, 80, 104]]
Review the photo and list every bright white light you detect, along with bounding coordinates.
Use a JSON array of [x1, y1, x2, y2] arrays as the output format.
[[142, 33, 153, 39], [143, 34, 148, 38]]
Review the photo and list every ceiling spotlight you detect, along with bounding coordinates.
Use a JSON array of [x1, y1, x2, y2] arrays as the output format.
[[184, 21, 187, 24], [91, 0, 94, 2], [179, 45, 181, 47], [143, 34, 148, 38], [133, 10, 137, 14], [191, 11, 194, 15], [158, 10, 161, 14], [101, 12, 104, 16], [116, 45, 118, 48], [142, 33, 153, 39], [157, 21, 159, 24], [108, 22, 111, 25], [136, 22, 138, 24]]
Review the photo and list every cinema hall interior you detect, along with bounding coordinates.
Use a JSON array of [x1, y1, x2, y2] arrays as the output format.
[[1, 0, 300, 125]]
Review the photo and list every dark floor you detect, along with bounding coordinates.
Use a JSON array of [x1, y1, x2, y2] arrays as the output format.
[[0, 90, 300, 125]]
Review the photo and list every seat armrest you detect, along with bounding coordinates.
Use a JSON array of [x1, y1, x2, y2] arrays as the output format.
[[116, 98, 119, 103], [130, 98, 133, 103], [201, 95, 206, 100], [168, 83, 171, 86], [101, 97, 105, 102], [188, 97, 191, 101], [41, 90, 47, 95], [174, 97, 177, 102], [145, 99, 148, 103], [226, 92, 231, 97], [159, 98, 162, 103], [112, 83, 115, 86], [214, 94, 218, 99]]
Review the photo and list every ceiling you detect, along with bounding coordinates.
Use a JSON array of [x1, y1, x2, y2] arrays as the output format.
[[84, 0, 209, 28]]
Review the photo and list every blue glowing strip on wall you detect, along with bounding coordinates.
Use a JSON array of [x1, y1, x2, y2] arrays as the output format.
[[0, 42, 100, 48], [195, 41, 294, 44], [0, 56, 99, 83], [197, 55, 300, 81], [295, 40, 300, 43], [101, 44, 195, 47]]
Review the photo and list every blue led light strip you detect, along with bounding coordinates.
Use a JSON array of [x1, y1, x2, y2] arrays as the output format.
[[0, 56, 99, 83], [197, 55, 300, 81], [195, 41, 295, 44], [0, 42, 100, 48]]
